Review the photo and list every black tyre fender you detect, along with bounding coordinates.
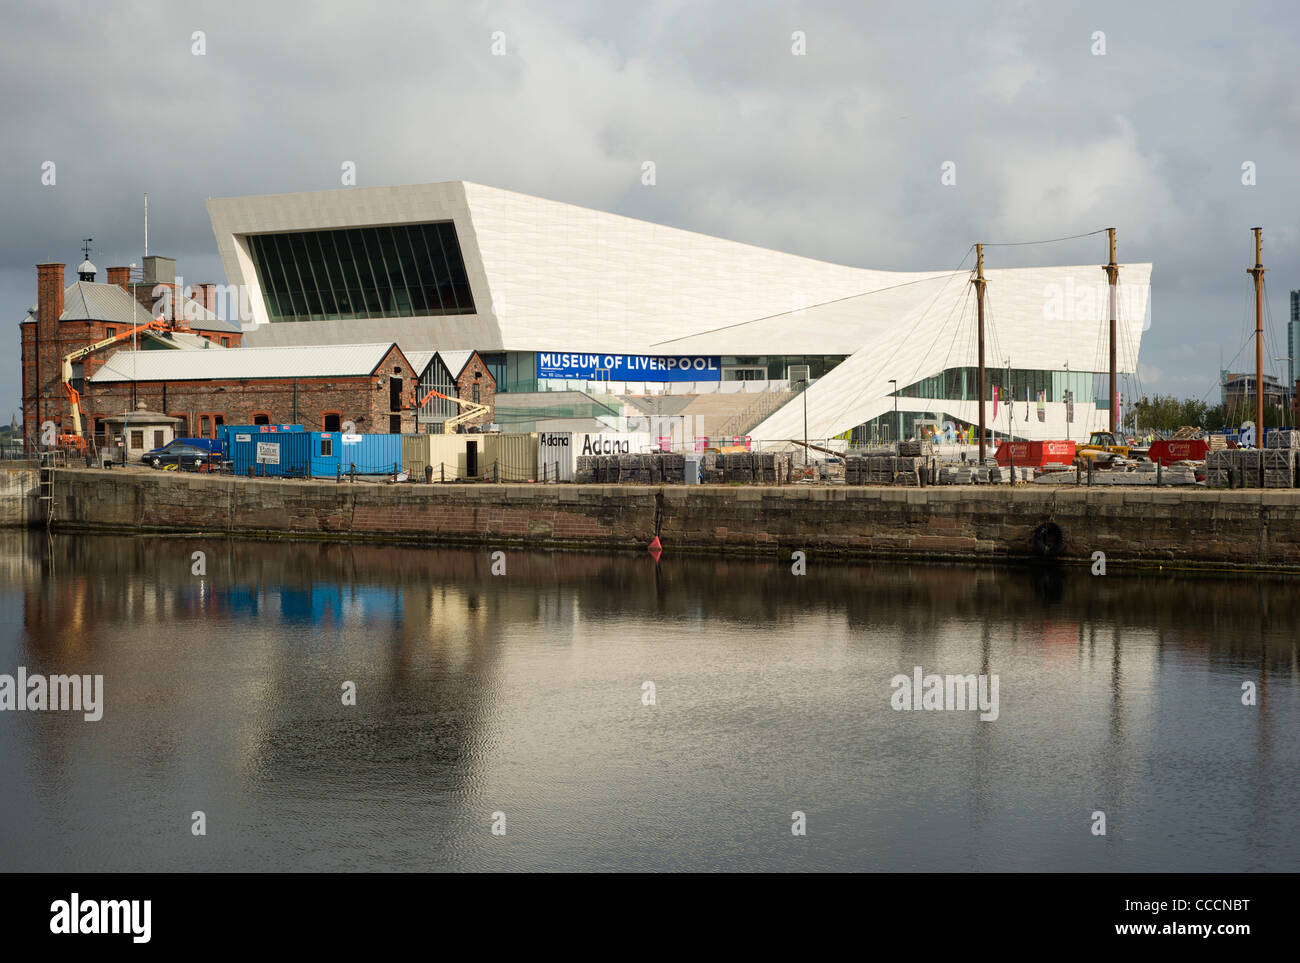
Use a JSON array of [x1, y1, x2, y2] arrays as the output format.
[[1032, 521, 1065, 558]]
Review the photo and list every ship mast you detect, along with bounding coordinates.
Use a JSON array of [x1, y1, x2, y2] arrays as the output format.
[[974, 243, 986, 463], [1103, 228, 1118, 435], [1247, 228, 1265, 443]]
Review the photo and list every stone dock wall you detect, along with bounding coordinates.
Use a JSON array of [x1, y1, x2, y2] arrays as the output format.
[[34, 468, 1300, 571]]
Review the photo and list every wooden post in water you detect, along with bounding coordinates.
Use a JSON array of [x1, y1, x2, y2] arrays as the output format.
[[1103, 229, 1119, 435], [974, 244, 987, 464], [1247, 228, 1266, 444]]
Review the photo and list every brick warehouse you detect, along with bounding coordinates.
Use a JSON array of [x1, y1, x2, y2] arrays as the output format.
[[21, 258, 497, 452], [87, 342, 423, 438]]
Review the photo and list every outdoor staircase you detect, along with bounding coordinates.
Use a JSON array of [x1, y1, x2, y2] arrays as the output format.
[[716, 384, 804, 439]]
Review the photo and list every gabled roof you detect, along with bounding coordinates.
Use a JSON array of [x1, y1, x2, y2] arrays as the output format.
[[89, 342, 407, 383], [438, 349, 475, 378], [404, 350, 437, 376]]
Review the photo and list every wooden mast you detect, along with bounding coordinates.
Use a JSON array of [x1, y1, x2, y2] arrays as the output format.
[[1103, 228, 1119, 435], [1247, 228, 1265, 443]]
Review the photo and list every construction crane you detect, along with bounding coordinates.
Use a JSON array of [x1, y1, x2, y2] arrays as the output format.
[[60, 318, 166, 449], [416, 386, 491, 432]]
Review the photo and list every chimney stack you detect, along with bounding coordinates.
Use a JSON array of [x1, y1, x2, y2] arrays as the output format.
[[37, 263, 65, 325], [106, 266, 131, 291]]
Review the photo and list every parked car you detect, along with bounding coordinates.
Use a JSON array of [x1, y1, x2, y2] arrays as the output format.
[[141, 438, 222, 470]]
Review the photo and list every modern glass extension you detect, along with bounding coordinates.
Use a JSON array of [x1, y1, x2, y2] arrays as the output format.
[[247, 223, 475, 322]]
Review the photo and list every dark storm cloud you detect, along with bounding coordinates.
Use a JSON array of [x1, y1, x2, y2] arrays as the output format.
[[2, 0, 1297, 413]]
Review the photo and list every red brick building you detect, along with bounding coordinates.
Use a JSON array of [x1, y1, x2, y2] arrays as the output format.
[[22, 257, 496, 452], [21, 258, 242, 451], [411, 349, 495, 431], [86, 342, 422, 439]]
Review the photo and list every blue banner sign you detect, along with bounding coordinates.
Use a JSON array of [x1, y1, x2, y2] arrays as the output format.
[[537, 352, 722, 382]]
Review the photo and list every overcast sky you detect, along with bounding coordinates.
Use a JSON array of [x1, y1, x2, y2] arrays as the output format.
[[4, 0, 1297, 419]]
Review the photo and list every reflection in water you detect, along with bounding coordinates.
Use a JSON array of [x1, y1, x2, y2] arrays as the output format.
[[0, 531, 1297, 871]]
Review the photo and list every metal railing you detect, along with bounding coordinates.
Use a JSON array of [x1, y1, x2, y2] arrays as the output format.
[[716, 383, 805, 439]]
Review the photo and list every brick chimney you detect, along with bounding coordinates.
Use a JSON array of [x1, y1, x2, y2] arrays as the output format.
[[106, 266, 131, 291], [193, 282, 216, 313], [37, 263, 65, 324]]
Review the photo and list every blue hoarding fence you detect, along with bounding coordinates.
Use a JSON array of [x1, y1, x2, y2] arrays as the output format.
[[536, 352, 721, 382]]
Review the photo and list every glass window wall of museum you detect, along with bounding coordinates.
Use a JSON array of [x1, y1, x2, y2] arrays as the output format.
[[893, 367, 1098, 405], [248, 223, 476, 322], [720, 356, 847, 380]]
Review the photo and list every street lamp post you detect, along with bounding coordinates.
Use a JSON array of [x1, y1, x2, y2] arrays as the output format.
[[802, 378, 809, 467], [889, 379, 898, 445]]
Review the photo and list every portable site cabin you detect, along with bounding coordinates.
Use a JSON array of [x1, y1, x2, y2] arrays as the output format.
[[230, 431, 311, 477], [332, 432, 402, 476], [482, 433, 538, 482], [402, 433, 472, 480], [221, 424, 306, 455]]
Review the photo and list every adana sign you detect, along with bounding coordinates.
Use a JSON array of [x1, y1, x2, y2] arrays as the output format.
[[537, 352, 721, 382]]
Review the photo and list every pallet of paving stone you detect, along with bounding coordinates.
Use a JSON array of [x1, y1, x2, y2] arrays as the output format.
[[1267, 430, 1300, 449], [1205, 469, 1230, 488], [576, 456, 596, 483], [1262, 449, 1292, 471], [1205, 450, 1233, 473]]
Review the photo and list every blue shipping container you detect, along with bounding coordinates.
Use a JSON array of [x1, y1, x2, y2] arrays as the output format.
[[336, 433, 403, 476], [230, 431, 311, 477]]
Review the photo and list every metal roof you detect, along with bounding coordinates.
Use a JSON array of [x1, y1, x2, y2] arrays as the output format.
[[138, 330, 226, 351], [89, 342, 403, 383], [60, 282, 156, 326], [438, 350, 474, 377], [56, 280, 241, 333], [405, 350, 437, 375]]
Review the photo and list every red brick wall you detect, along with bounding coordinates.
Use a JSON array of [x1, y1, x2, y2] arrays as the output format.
[[454, 352, 496, 427]]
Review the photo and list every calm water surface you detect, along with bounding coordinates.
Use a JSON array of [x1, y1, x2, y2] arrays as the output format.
[[0, 531, 1296, 872]]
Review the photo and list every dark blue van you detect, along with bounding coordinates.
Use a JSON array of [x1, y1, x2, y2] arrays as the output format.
[[141, 437, 224, 470]]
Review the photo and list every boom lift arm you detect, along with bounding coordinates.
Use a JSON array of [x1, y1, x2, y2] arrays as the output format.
[[416, 386, 491, 431], [61, 319, 166, 442]]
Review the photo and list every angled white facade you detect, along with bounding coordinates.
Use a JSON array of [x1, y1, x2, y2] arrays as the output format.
[[207, 181, 1151, 445]]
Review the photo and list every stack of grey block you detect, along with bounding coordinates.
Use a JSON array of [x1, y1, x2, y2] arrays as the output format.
[[575, 452, 688, 483], [695, 451, 791, 484], [1204, 449, 1231, 488], [1263, 448, 1296, 488], [1267, 430, 1300, 449], [844, 453, 928, 485], [1205, 446, 1298, 488]]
